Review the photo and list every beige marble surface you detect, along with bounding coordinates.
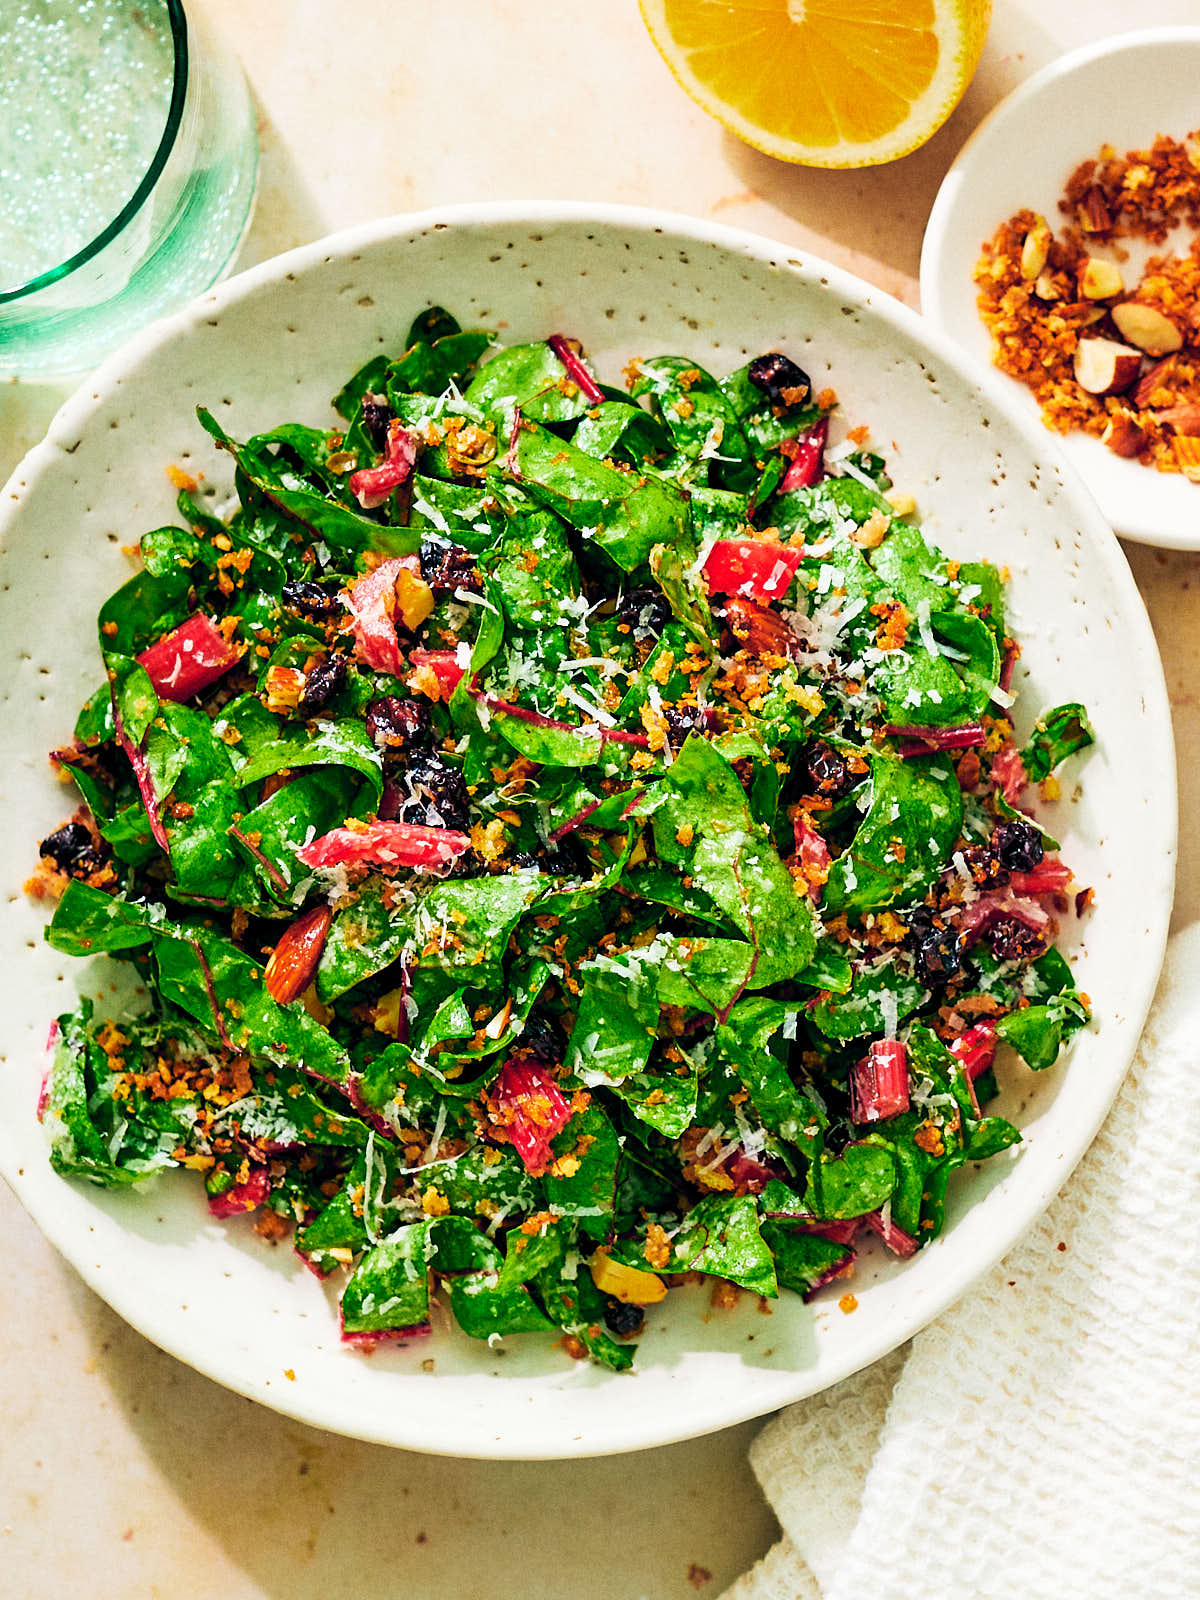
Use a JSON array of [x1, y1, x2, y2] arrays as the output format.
[[3, 3, 1199, 1596]]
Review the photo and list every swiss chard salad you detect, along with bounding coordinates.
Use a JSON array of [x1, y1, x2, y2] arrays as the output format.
[[32, 308, 1095, 1370]]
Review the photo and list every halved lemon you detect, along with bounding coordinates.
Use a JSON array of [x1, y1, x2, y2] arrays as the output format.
[[639, 0, 992, 169]]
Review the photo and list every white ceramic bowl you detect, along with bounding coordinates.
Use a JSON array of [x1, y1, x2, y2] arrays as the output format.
[[921, 27, 1200, 549], [0, 203, 1176, 1458]]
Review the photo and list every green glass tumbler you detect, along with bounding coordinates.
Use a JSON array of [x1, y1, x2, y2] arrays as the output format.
[[0, 0, 258, 377]]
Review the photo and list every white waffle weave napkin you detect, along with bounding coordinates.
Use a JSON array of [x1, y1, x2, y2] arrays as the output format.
[[724, 925, 1200, 1600]]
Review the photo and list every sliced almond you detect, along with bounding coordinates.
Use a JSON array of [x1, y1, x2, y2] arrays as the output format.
[[483, 998, 514, 1040], [1019, 218, 1052, 281], [1111, 301, 1184, 356], [1155, 403, 1200, 436], [1073, 337, 1142, 396], [1101, 415, 1148, 459], [1077, 257, 1124, 300], [1033, 272, 1062, 302], [264, 905, 333, 1005]]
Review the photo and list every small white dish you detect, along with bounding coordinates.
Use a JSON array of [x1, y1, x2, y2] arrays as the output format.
[[0, 203, 1176, 1457], [921, 27, 1200, 549]]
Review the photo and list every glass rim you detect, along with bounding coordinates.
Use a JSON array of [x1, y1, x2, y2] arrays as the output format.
[[0, 0, 190, 306]]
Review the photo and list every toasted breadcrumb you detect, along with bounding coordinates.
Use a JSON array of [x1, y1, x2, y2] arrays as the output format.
[[975, 131, 1200, 475]]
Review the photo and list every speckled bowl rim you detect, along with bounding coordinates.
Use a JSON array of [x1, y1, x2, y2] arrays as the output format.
[[0, 202, 1177, 1457]]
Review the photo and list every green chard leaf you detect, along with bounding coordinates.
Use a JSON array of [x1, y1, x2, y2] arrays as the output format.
[[996, 990, 1090, 1070], [197, 408, 419, 558], [630, 356, 756, 491], [761, 1224, 853, 1300], [822, 748, 962, 917], [805, 1143, 897, 1221], [1020, 702, 1095, 783], [715, 998, 822, 1159], [511, 420, 693, 572], [466, 339, 594, 427], [534, 1246, 637, 1372], [332, 354, 391, 422], [664, 1195, 778, 1297], [567, 955, 660, 1080], [651, 735, 818, 985], [340, 1224, 435, 1335], [42, 1006, 183, 1187]]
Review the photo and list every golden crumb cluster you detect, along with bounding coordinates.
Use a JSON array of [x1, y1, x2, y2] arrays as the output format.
[[974, 131, 1200, 479]]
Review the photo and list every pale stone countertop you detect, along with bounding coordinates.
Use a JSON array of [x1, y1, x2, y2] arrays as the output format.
[[3, 3, 1198, 1596]]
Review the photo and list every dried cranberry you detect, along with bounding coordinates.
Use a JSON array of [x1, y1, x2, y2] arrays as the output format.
[[513, 842, 575, 875], [617, 587, 671, 640], [395, 749, 470, 830], [988, 916, 1048, 961], [40, 821, 109, 878], [662, 703, 709, 744], [359, 398, 395, 447], [959, 841, 1008, 890], [994, 819, 1044, 873], [281, 580, 342, 619], [602, 1297, 645, 1337], [799, 740, 850, 799], [521, 1012, 564, 1061], [296, 654, 347, 717], [365, 695, 429, 751], [419, 536, 482, 597], [906, 906, 963, 986], [748, 352, 812, 410], [40, 821, 93, 869]]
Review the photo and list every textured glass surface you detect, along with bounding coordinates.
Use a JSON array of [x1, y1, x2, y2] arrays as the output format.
[[0, 0, 257, 376]]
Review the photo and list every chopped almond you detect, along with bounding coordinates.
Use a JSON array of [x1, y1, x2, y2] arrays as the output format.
[[1073, 338, 1141, 396], [1019, 218, 1051, 279], [1111, 300, 1183, 356], [1156, 403, 1200, 435], [1102, 415, 1148, 458], [1077, 257, 1123, 300], [263, 906, 333, 1005]]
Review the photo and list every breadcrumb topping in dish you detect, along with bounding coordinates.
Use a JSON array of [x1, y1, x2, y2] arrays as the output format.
[[974, 131, 1200, 477]]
